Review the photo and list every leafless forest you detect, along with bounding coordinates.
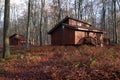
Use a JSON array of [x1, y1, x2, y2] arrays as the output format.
[[0, 0, 120, 45], [0, 0, 120, 80]]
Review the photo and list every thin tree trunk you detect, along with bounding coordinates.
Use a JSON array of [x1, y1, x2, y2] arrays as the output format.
[[26, 0, 31, 49], [101, 0, 106, 31], [78, 0, 83, 20], [3, 0, 10, 58], [74, 0, 77, 18], [113, 0, 117, 43], [58, 0, 61, 21], [117, 0, 120, 10], [39, 0, 45, 46]]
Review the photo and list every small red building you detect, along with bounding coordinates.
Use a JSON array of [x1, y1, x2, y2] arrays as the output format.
[[48, 16, 104, 46], [9, 33, 26, 46]]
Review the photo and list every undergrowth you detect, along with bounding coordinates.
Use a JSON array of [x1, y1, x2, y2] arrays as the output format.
[[0, 45, 119, 80]]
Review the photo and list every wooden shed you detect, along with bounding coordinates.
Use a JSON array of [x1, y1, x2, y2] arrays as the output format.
[[9, 33, 26, 46], [48, 16, 104, 46]]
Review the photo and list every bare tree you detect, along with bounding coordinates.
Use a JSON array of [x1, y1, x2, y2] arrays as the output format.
[[101, 0, 106, 31], [57, 0, 61, 21], [39, 0, 45, 46], [3, 0, 10, 58], [112, 0, 117, 43], [117, 0, 120, 10], [78, 0, 83, 20], [26, 0, 31, 49]]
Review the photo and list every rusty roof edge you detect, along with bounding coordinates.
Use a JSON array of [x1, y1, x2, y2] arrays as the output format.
[[63, 23, 104, 33]]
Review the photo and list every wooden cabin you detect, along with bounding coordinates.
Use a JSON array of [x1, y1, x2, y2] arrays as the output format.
[[9, 33, 26, 46], [48, 16, 104, 46]]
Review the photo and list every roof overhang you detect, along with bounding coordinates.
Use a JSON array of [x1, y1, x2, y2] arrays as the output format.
[[63, 24, 104, 33], [48, 16, 104, 34]]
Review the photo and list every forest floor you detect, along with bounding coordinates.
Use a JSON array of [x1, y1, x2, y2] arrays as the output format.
[[0, 45, 120, 80]]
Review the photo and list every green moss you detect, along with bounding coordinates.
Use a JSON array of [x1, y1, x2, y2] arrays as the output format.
[[17, 53, 24, 59], [17, 50, 25, 54], [90, 56, 97, 68], [75, 62, 85, 68], [0, 58, 6, 63], [5, 55, 14, 60]]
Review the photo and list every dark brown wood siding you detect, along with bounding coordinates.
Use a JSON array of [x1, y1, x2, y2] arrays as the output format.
[[10, 38, 19, 45], [63, 26, 75, 45], [51, 26, 63, 45], [9, 37, 26, 46], [51, 25, 75, 45], [51, 26, 104, 45]]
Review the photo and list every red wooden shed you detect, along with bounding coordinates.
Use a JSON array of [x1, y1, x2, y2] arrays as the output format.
[[48, 16, 104, 46], [9, 33, 26, 46]]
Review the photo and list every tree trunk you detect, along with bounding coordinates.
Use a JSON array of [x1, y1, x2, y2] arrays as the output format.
[[26, 0, 31, 49], [3, 0, 10, 58], [101, 0, 106, 31], [74, 0, 77, 18], [117, 0, 120, 10], [112, 0, 117, 43], [58, 0, 61, 21], [78, 0, 83, 20], [39, 0, 45, 46]]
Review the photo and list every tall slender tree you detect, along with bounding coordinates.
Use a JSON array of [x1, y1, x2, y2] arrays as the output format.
[[74, 0, 77, 18], [57, 0, 61, 21], [78, 0, 83, 20], [112, 0, 117, 43], [26, 0, 31, 49], [3, 0, 10, 58], [101, 0, 106, 31], [39, 0, 45, 46]]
